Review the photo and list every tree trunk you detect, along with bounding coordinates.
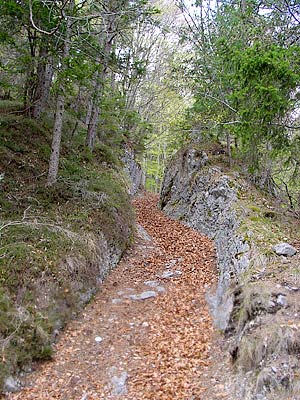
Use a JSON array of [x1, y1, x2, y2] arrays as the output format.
[[47, 93, 65, 186], [85, 2, 116, 151], [32, 46, 53, 119], [86, 102, 100, 150], [240, 0, 246, 14], [23, 65, 35, 114], [226, 132, 232, 168], [85, 98, 93, 128], [143, 154, 148, 189], [46, 12, 72, 187], [72, 86, 82, 114], [23, 28, 37, 115]]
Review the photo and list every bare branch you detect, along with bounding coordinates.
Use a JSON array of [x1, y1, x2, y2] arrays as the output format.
[[29, 0, 66, 36], [200, 92, 238, 113]]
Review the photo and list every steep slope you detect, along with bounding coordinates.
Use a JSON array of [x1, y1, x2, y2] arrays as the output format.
[[160, 144, 300, 400], [0, 114, 135, 393]]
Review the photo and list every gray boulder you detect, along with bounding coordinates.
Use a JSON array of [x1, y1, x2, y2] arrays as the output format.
[[273, 243, 297, 257], [3, 376, 21, 393]]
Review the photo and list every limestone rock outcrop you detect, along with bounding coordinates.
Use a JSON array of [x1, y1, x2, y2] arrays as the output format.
[[160, 146, 250, 330], [160, 144, 300, 400]]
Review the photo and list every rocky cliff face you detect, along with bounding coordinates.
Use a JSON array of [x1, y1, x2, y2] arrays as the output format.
[[160, 144, 300, 400], [160, 146, 250, 330]]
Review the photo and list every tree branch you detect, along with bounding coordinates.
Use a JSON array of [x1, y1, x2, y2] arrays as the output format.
[[29, 0, 66, 36]]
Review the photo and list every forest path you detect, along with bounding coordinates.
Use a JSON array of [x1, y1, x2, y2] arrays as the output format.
[[7, 194, 228, 400]]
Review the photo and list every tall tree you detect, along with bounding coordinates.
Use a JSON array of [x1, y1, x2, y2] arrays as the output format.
[[47, 1, 74, 186]]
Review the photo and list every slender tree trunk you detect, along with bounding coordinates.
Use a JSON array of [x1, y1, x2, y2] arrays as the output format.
[[47, 13, 72, 187], [143, 154, 148, 189], [72, 86, 82, 114], [32, 47, 53, 119], [155, 142, 161, 193], [85, 71, 106, 150], [86, 101, 100, 150], [85, 2, 116, 151], [23, 65, 36, 114], [86, 70, 103, 150], [240, 0, 247, 14], [23, 28, 37, 115], [85, 98, 93, 128], [226, 132, 232, 168], [47, 93, 65, 186]]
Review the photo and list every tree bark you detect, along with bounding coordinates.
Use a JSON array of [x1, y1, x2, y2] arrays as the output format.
[[85, 1, 116, 151], [86, 102, 100, 150], [47, 12, 72, 187], [32, 46, 53, 119], [47, 93, 65, 186], [85, 98, 93, 128], [23, 28, 37, 115], [226, 132, 232, 168]]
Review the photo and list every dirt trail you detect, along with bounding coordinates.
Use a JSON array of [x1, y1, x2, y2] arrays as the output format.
[[6, 194, 228, 400]]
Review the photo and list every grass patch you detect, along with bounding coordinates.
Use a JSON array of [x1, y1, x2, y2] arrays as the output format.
[[236, 188, 295, 254], [0, 100, 22, 114], [237, 324, 300, 372], [234, 283, 272, 332]]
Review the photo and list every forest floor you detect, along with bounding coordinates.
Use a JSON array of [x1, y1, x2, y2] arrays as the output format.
[[5, 194, 230, 400]]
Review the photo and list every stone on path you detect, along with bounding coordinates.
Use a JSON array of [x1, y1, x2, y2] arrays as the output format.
[[112, 298, 122, 304], [161, 270, 182, 279], [165, 259, 177, 269], [129, 291, 157, 301], [277, 294, 288, 307], [136, 224, 152, 242], [117, 288, 134, 296], [109, 367, 128, 396], [3, 376, 21, 393], [273, 243, 297, 257], [144, 280, 160, 287], [144, 280, 166, 293]]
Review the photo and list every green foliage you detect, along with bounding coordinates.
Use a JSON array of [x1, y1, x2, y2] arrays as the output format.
[[178, 0, 300, 198], [227, 43, 299, 147]]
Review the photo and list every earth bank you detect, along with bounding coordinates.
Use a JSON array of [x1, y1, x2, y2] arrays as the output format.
[[0, 115, 139, 393]]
